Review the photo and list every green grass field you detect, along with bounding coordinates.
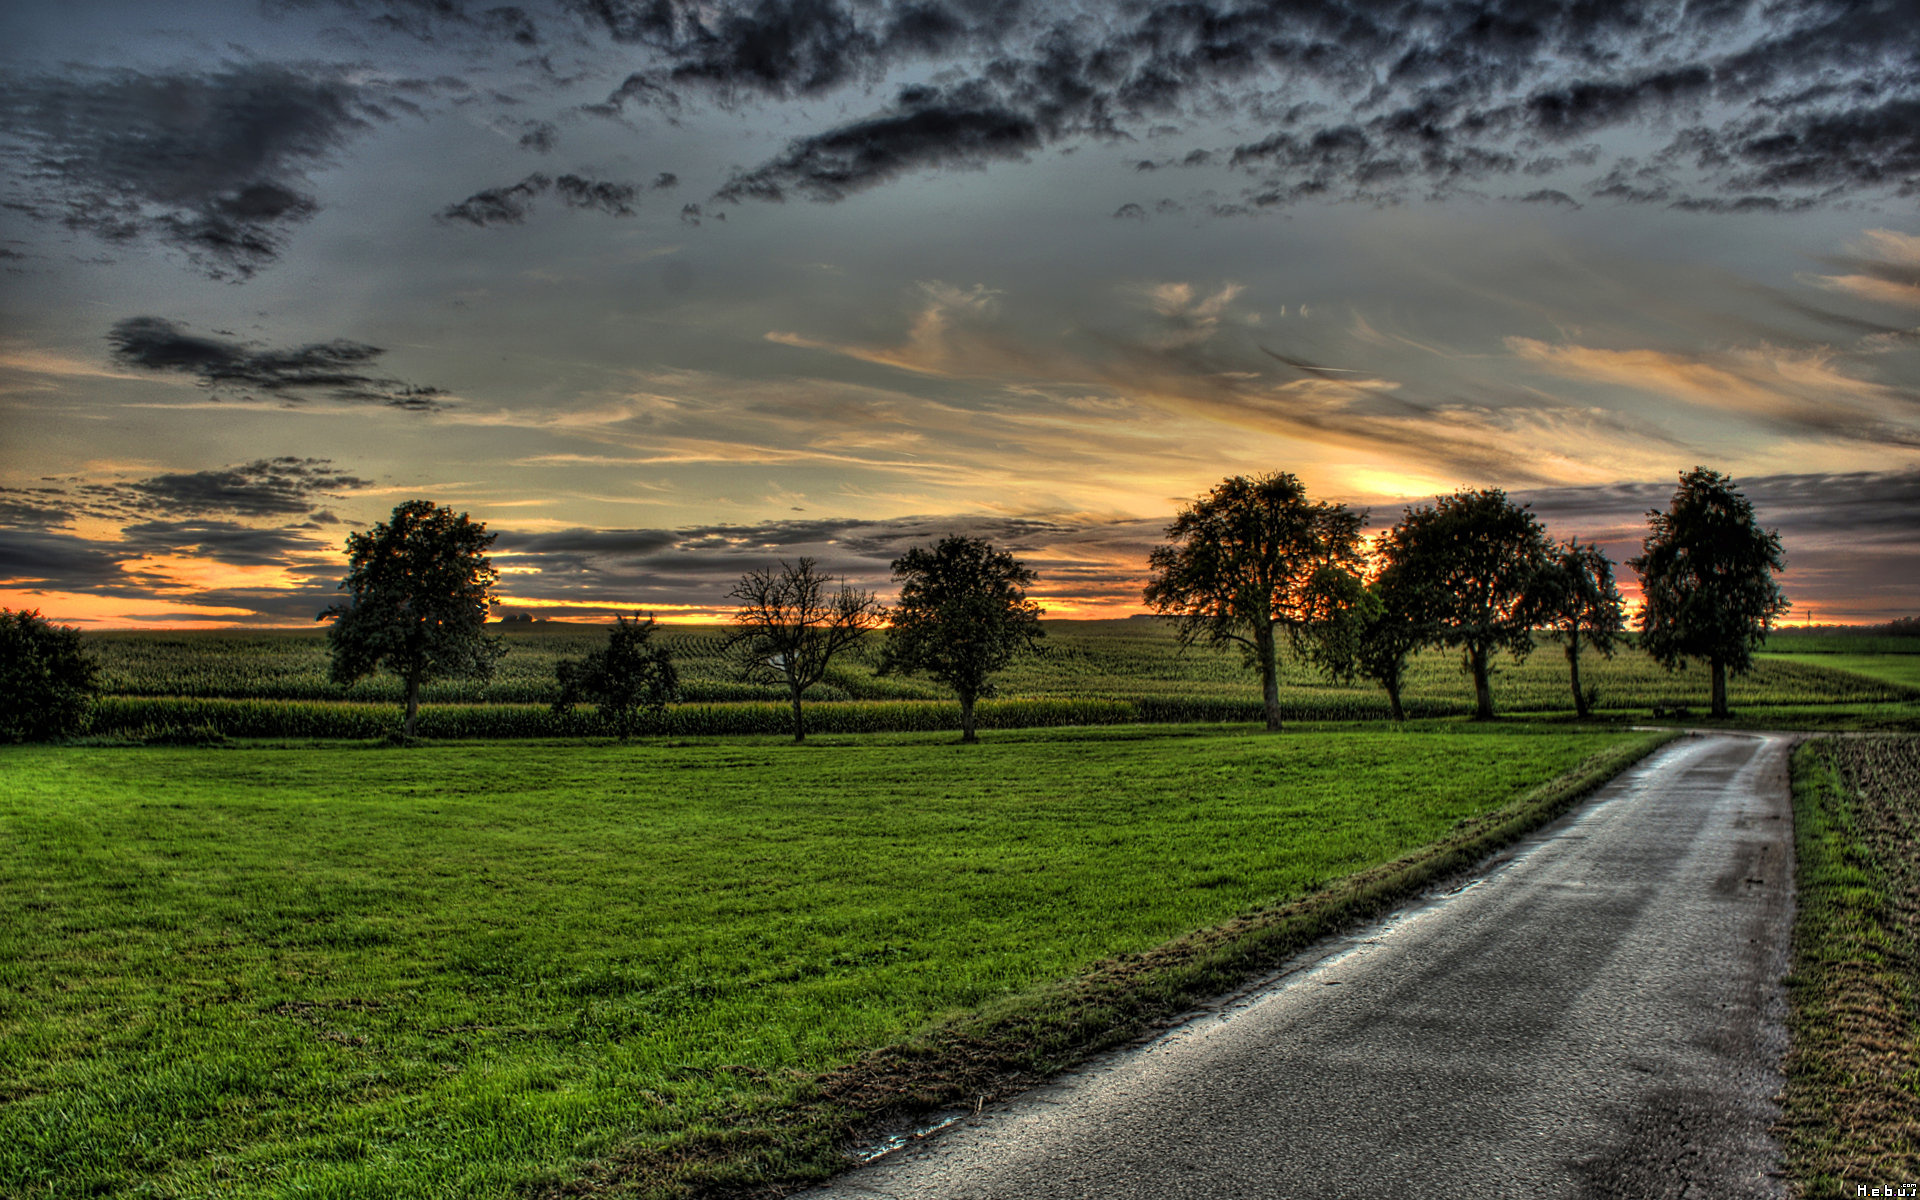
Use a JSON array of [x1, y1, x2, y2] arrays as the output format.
[[1762, 654, 1920, 692], [1, 726, 1646, 1199]]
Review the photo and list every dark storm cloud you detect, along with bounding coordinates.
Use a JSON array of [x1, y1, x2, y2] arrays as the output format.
[[2, 459, 372, 531], [268, 0, 546, 46], [0, 527, 145, 590], [519, 120, 560, 151], [118, 520, 321, 567], [0, 487, 77, 528], [438, 173, 553, 224], [1523, 66, 1716, 139], [436, 172, 640, 222], [103, 459, 372, 520], [490, 512, 1163, 608], [714, 85, 1043, 201], [1511, 469, 1920, 549], [659, 0, 1916, 212], [554, 173, 639, 214], [106, 318, 448, 410], [0, 65, 391, 279]]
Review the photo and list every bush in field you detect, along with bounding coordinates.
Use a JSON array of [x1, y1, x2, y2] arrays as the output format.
[[319, 500, 506, 739], [880, 537, 1044, 744], [1380, 489, 1551, 720], [553, 614, 681, 739], [725, 558, 886, 743], [1528, 539, 1627, 718], [0, 608, 99, 742], [1631, 467, 1788, 718], [1144, 472, 1366, 732]]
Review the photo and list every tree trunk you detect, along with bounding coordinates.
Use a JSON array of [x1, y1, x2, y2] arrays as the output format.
[[1385, 677, 1406, 723], [1566, 631, 1587, 718], [788, 682, 806, 743], [1710, 658, 1728, 718], [404, 667, 421, 738], [959, 691, 979, 744], [1469, 644, 1494, 720], [1258, 623, 1283, 732]]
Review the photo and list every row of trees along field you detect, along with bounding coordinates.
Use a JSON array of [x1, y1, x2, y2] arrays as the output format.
[[1149, 466, 1788, 729], [0, 467, 1788, 743]]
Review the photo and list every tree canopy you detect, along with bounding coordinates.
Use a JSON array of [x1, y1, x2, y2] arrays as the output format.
[[318, 499, 505, 739], [553, 613, 681, 739], [0, 608, 99, 742], [1629, 467, 1788, 717], [1528, 538, 1626, 717], [724, 557, 886, 742], [1143, 472, 1365, 731], [880, 536, 1044, 743], [1379, 488, 1550, 719]]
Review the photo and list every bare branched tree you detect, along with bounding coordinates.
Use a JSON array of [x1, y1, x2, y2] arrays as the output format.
[[723, 557, 886, 742]]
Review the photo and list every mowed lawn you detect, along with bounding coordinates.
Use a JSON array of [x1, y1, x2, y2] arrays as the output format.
[[4, 727, 1636, 1199]]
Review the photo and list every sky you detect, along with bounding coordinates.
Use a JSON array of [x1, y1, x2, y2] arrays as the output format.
[[1, 0, 1915, 627]]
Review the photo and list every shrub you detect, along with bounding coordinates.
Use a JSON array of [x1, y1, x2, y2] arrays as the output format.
[[0, 608, 99, 742]]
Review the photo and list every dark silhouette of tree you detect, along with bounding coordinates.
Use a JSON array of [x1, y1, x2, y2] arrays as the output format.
[[1292, 559, 1430, 723], [1380, 489, 1550, 720], [553, 613, 680, 739], [1629, 467, 1788, 718], [319, 500, 504, 739], [724, 557, 885, 743], [0, 608, 99, 742], [1143, 473, 1366, 731], [879, 536, 1044, 744], [1528, 538, 1626, 718]]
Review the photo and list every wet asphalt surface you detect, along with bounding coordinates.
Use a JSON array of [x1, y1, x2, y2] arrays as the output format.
[[802, 732, 1797, 1200]]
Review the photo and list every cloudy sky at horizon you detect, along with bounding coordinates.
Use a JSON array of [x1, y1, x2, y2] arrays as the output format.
[[1, 0, 1915, 626]]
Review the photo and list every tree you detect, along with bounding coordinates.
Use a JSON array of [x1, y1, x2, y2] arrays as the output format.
[[0, 608, 99, 742], [1629, 467, 1788, 718], [1380, 489, 1551, 720], [1143, 473, 1366, 731], [1291, 559, 1430, 723], [879, 536, 1045, 743], [318, 500, 505, 739], [724, 557, 886, 743], [553, 613, 681, 739], [1528, 538, 1626, 718]]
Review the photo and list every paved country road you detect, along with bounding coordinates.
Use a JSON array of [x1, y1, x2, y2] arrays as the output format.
[[804, 732, 1798, 1200]]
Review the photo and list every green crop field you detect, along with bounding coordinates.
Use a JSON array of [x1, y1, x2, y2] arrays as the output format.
[[2, 727, 1649, 1199], [78, 620, 1918, 738]]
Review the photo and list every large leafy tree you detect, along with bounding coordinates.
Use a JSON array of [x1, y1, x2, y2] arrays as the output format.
[[318, 500, 505, 739], [1143, 472, 1365, 731], [724, 557, 886, 743], [1629, 467, 1788, 717], [0, 608, 99, 742], [1380, 489, 1551, 720], [552, 613, 681, 739], [880, 536, 1044, 744], [1528, 538, 1626, 718]]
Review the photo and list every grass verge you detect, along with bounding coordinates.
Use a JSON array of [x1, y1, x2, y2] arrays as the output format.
[[1780, 737, 1920, 1197], [554, 730, 1681, 1198]]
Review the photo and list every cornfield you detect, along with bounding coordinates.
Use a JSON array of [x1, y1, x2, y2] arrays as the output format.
[[78, 620, 1917, 737]]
